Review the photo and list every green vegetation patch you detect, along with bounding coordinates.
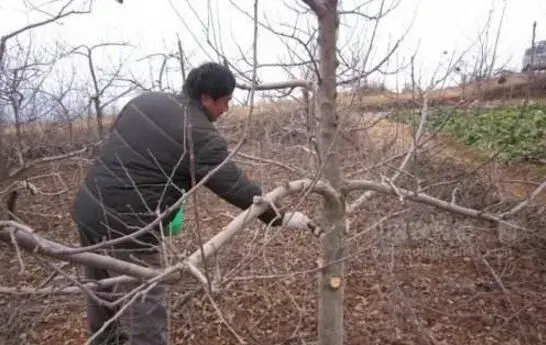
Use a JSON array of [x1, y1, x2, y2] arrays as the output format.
[[390, 104, 546, 164]]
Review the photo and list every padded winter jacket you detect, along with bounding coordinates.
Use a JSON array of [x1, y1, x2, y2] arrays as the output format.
[[72, 91, 282, 249]]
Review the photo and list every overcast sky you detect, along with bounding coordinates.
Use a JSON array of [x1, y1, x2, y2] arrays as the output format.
[[1, 0, 546, 108]]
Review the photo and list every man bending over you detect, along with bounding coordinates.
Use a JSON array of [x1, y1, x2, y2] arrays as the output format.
[[71, 62, 317, 345]]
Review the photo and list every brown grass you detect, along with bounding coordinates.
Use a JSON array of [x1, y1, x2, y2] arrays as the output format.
[[337, 72, 546, 111]]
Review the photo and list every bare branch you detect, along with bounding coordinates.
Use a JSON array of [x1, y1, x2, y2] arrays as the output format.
[[236, 79, 312, 91], [501, 180, 546, 218], [0, 178, 337, 295], [8, 142, 99, 179], [343, 179, 532, 233], [347, 94, 429, 214], [0, 0, 92, 64], [0, 222, 166, 280]]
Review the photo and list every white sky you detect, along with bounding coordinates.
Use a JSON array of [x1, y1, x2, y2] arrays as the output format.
[[1, 0, 546, 108]]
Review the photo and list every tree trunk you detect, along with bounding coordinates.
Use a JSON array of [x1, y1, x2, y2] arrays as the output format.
[[314, 2, 345, 345]]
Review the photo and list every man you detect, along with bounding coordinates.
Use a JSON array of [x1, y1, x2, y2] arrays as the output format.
[[71, 62, 317, 345]]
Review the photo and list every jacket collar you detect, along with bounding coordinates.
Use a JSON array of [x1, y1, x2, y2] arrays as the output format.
[[180, 89, 215, 122]]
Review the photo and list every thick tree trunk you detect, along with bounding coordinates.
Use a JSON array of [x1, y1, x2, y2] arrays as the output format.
[[314, 2, 345, 345]]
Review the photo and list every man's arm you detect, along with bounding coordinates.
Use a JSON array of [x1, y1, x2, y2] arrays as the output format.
[[190, 124, 283, 227]]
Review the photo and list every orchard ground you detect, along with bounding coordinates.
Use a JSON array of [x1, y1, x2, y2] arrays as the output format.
[[1, 73, 545, 345]]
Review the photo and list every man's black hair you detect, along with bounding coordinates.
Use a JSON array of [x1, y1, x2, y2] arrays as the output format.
[[183, 62, 236, 101]]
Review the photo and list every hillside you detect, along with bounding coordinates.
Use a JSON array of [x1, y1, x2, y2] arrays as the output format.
[[338, 71, 546, 111]]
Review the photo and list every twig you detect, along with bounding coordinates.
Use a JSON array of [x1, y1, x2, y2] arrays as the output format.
[[9, 228, 26, 272], [8, 143, 99, 179], [84, 288, 143, 345], [235, 151, 302, 174], [501, 179, 546, 218], [343, 179, 535, 234], [347, 94, 429, 214], [37, 256, 113, 308], [206, 293, 247, 345]]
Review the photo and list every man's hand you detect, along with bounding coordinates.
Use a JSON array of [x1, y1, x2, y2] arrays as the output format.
[[282, 212, 323, 237]]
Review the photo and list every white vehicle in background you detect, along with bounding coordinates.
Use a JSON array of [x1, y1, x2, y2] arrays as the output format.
[[522, 40, 546, 72]]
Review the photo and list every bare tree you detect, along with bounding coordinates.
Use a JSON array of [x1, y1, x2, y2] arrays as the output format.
[[0, 0, 94, 197], [0, 0, 92, 66], [38, 65, 84, 145], [63, 43, 136, 139], [452, 0, 509, 92]]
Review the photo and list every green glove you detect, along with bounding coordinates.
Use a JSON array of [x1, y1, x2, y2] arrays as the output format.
[[165, 205, 186, 236]]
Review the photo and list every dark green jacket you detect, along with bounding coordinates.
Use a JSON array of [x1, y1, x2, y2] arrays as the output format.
[[72, 91, 282, 249]]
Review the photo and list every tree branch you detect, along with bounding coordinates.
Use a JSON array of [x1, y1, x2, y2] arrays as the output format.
[[236, 80, 312, 91], [501, 179, 546, 218], [343, 179, 531, 233], [0, 0, 92, 64], [347, 94, 429, 214], [0, 221, 164, 280], [8, 142, 100, 180], [0, 178, 337, 295]]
